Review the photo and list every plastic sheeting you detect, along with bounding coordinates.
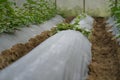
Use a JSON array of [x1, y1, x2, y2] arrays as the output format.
[[0, 15, 64, 53], [0, 30, 91, 80], [57, 0, 110, 17], [71, 15, 94, 31], [106, 17, 120, 45]]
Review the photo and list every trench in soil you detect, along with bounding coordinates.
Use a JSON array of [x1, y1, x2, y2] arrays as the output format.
[[88, 17, 120, 80]]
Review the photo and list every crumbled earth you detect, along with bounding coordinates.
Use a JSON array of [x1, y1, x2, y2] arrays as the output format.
[[88, 17, 120, 80], [0, 16, 75, 70]]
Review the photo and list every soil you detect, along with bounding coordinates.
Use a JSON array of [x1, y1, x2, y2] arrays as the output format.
[[88, 17, 120, 80], [63, 16, 75, 23], [0, 16, 75, 70]]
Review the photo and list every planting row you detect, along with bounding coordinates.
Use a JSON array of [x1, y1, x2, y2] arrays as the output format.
[[0, 14, 94, 70], [0, 15, 64, 52]]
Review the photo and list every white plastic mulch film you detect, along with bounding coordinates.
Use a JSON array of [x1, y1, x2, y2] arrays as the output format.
[[106, 17, 120, 45], [57, 0, 110, 17], [0, 30, 91, 80]]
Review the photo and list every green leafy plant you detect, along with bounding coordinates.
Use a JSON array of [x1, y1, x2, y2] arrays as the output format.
[[109, 0, 120, 38], [0, 0, 16, 33], [56, 14, 91, 37], [0, 0, 56, 33]]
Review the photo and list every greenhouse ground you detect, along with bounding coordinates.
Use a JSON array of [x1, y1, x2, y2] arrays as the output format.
[[0, 16, 120, 80]]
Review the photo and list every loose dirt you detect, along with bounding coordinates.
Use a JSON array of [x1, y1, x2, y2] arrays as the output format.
[[88, 17, 120, 80]]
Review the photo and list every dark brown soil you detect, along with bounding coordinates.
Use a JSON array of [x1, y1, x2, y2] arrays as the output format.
[[63, 16, 75, 23], [88, 17, 120, 80]]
